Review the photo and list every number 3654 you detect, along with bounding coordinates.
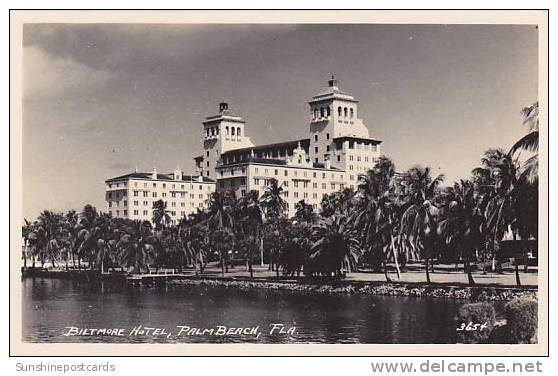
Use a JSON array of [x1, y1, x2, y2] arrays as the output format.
[[456, 322, 489, 331]]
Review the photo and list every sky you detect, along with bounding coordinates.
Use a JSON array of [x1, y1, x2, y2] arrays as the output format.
[[22, 24, 538, 220]]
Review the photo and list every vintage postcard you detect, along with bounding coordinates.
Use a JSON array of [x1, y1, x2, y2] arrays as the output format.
[[9, 10, 548, 356]]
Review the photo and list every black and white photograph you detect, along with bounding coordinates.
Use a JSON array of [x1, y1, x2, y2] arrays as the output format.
[[9, 10, 548, 356]]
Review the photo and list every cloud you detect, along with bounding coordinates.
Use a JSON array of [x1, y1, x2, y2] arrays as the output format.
[[23, 45, 115, 100]]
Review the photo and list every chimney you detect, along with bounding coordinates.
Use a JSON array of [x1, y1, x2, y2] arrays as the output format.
[[219, 102, 229, 113], [152, 167, 157, 180], [198, 175, 203, 182]]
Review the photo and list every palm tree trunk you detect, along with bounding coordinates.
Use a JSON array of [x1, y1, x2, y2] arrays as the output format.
[[22, 243, 27, 269], [260, 238, 264, 266], [425, 257, 431, 284], [383, 260, 391, 282], [464, 254, 475, 286], [513, 233, 521, 287], [248, 245, 254, 279]]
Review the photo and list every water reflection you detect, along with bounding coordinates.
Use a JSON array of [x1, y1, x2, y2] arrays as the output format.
[[23, 278, 461, 344]]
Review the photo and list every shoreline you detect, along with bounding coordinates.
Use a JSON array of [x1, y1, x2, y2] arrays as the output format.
[[21, 268, 538, 301]]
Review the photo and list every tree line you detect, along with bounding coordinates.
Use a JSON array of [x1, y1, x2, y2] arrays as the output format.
[[21, 103, 539, 286]]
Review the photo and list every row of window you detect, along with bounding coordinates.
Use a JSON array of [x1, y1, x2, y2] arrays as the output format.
[[205, 125, 243, 138], [312, 106, 355, 120]]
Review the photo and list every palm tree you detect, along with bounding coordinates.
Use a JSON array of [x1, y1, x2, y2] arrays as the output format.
[[438, 180, 483, 285], [207, 191, 235, 275], [95, 213, 121, 274], [398, 166, 444, 283], [116, 220, 155, 273], [32, 211, 66, 268], [510, 102, 539, 184], [293, 200, 315, 223], [307, 213, 361, 278], [152, 199, 172, 232], [473, 149, 523, 286], [320, 188, 355, 217], [64, 210, 79, 269], [21, 219, 34, 269], [236, 190, 263, 279], [355, 156, 399, 281], [260, 178, 287, 220], [179, 217, 209, 274], [278, 221, 312, 277], [260, 178, 287, 272], [76, 205, 103, 271]]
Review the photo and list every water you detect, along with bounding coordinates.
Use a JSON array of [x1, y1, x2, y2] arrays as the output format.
[[22, 278, 464, 344]]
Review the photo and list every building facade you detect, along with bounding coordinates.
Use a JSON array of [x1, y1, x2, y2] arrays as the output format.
[[104, 168, 215, 222], [105, 77, 382, 220]]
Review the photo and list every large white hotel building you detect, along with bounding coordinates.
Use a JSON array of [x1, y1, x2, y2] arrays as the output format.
[[105, 77, 382, 221]]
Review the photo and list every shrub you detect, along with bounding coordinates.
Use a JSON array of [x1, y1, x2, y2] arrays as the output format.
[[503, 298, 538, 344], [455, 302, 496, 343]]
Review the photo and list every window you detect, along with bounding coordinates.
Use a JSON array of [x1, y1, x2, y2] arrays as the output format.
[[326, 145, 330, 152], [350, 108, 354, 118], [108, 202, 112, 208], [274, 169, 278, 176], [338, 106, 342, 116], [313, 182, 317, 189], [315, 147, 318, 153], [284, 181, 289, 187], [231, 127, 235, 135], [314, 134, 318, 142], [320, 107, 324, 117], [337, 155, 341, 162], [322, 183, 326, 189], [152, 192, 157, 198], [284, 170, 288, 176], [153, 183, 157, 188], [133, 191, 138, 197], [326, 133, 330, 140], [326, 107, 331, 116], [344, 107, 348, 117]]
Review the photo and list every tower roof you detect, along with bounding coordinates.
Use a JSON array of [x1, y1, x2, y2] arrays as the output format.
[[309, 76, 358, 104], [203, 102, 245, 124]]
